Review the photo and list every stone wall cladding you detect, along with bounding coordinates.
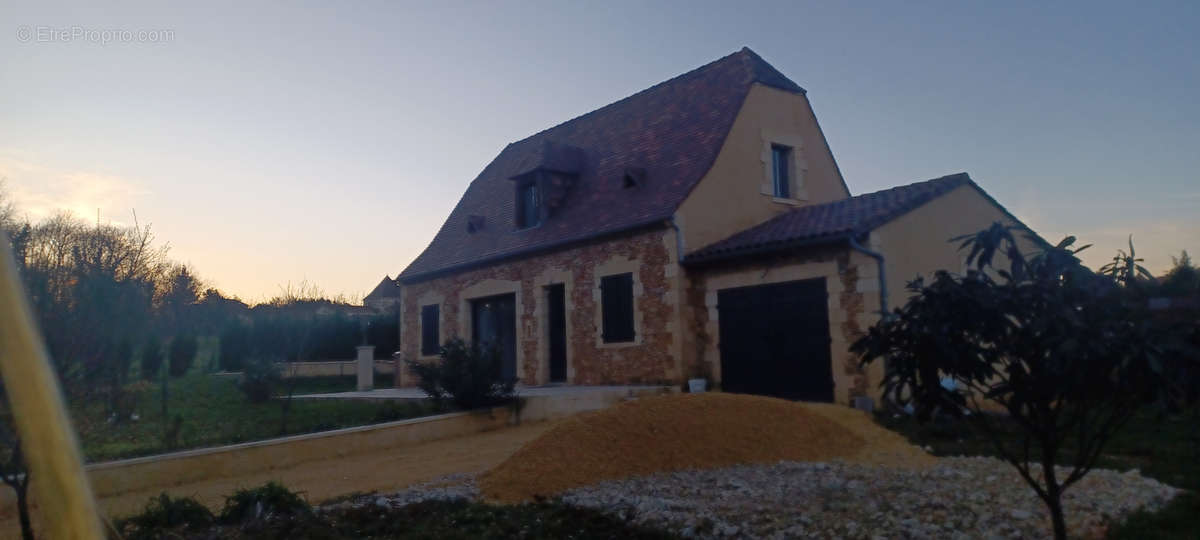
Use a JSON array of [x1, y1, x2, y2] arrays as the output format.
[[397, 227, 678, 387]]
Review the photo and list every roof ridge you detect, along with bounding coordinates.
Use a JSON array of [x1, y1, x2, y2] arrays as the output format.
[[508, 47, 804, 148]]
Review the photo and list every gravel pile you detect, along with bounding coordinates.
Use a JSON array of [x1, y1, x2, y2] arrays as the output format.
[[560, 457, 1181, 539], [481, 393, 933, 503]]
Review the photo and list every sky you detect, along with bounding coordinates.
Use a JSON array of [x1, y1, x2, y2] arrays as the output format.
[[1, 1, 1197, 302]]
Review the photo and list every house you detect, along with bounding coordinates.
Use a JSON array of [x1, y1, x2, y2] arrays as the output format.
[[364, 275, 402, 312], [394, 48, 1040, 405]]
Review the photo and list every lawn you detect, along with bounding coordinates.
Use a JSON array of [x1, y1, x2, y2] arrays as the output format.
[[878, 407, 1200, 539], [71, 373, 436, 463]]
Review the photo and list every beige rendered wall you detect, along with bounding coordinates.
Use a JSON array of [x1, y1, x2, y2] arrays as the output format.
[[673, 83, 850, 254], [685, 247, 884, 405], [397, 227, 685, 387], [871, 184, 1043, 313]]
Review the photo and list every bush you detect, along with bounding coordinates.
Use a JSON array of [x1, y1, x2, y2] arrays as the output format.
[[168, 335, 199, 377], [239, 357, 281, 403], [219, 482, 312, 524], [406, 338, 515, 410], [139, 335, 163, 380], [114, 493, 214, 540]]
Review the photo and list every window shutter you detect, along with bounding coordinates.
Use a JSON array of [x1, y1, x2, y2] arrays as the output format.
[[600, 273, 635, 343], [420, 305, 439, 355]]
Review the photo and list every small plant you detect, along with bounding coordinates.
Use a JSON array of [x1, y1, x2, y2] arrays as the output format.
[[239, 357, 281, 403], [169, 335, 199, 377], [114, 493, 214, 540], [406, 338, 515, 410], [219, 482, 312, 524]]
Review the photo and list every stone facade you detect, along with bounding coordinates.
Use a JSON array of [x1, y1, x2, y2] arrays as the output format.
[[397, 226, 682, 387]]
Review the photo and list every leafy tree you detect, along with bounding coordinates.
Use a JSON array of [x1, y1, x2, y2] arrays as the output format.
[[107, 339, 134, 419], [160, 264, 202, 335], [168, 335, 198, 377], [140, 334, 164, 380], [218, 322, 252, 372], [852, 223, 1165, 540], [406, 338, 515, 410], [367, 311, 400, 359], [1161, 250, 1199, 297]]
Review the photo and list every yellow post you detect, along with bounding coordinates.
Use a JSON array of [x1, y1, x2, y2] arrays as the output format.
[[0, 238, 104, 538]]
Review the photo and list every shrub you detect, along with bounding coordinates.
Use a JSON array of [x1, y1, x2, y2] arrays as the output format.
[[219, 482, 312, 524], [239, 357, 281, 403], [139, 335, 163, 380], [406, 338, 515, 410], [168, 335, 198, 377], [115, 493, 214, 540], [853, 224, 1166, 540]]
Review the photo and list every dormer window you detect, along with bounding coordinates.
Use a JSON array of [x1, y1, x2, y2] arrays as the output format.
[[622, 167, 646, 189], [771, 144, 792, 199], [516, 181, 542, 229]]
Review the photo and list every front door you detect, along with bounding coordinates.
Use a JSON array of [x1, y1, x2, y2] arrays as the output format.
[[546, 284, 567, 383], [471, 293, 517, 382]]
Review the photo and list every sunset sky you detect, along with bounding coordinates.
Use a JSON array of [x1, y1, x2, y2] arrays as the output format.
[[2, 1, 1197, 302]]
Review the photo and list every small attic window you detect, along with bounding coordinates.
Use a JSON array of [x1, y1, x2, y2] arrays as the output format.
[[622, 167, 646, 189], [516, 181, 542, 229], [467, 215, 485, 233]]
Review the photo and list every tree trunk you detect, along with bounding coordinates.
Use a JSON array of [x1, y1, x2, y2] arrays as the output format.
[[15, 483, 33, 540], [1041, 452, 1068, 540]]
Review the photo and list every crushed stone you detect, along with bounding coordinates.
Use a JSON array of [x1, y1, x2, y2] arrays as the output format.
[[479, 393, 933, 503]]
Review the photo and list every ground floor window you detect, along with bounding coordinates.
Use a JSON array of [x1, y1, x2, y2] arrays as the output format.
[[420, 304, 440, 355], [600, 272, 635, 343]]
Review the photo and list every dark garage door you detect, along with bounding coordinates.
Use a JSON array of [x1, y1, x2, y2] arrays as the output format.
[[717, 278, 834, 402]]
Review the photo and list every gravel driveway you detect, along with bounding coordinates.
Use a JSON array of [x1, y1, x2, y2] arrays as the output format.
[[365, 457, 1180, 539], [561, 457, 1180, 539]]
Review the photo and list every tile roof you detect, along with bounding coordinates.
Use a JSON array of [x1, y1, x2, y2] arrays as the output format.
[[684, 173, 974, 264], [398, 47, 807, 282], [364, 275, 401, 300]]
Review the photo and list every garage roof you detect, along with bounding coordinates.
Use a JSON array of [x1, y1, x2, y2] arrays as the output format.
[[684, 173, 978, 264]]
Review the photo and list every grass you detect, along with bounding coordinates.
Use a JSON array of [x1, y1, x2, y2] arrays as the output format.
[[878, 407, 1200, 538], [72, 373, 436, 462]]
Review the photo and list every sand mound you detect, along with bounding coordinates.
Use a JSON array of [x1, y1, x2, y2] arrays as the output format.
[[480, 393, 934, 502]]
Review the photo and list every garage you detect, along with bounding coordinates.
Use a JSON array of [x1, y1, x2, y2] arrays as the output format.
[[716, 278, 834, 402]]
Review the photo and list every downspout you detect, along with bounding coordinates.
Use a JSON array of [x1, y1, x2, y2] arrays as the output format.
[[848, 233, 888, 318], [667, 217, 685, 264]]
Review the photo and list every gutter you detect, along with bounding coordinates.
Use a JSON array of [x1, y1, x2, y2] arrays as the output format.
[[847, 234, 889, 318], [398, 217, 671, 284]]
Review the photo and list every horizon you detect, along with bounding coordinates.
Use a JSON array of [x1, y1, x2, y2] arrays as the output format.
[[2, 1, 1197, 300]]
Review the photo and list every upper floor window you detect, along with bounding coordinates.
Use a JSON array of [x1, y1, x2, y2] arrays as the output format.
[[771, 144, 792, 199], [517, 181, 542, 229]]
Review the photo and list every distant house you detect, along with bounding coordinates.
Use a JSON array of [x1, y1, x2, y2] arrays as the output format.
[[363, 275, 402, 312], [394, 48, 1040, 404]]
